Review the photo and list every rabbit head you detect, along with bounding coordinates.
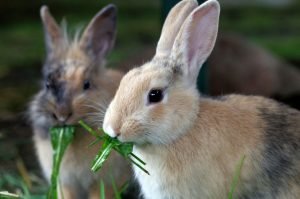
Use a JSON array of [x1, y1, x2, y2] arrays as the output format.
[[103, 0, 220, 145], [31, 4, 117, 127]]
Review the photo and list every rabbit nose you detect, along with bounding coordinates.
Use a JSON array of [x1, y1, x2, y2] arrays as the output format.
[[52, 112, 72, 123], [115, 131, 121, 138], [53, 103, 73, 123], [104, 125, 120, 138], [58, 113, 72, 123]]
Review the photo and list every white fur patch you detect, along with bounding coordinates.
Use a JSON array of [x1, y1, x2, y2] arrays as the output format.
[[103, 124, 116, 138]]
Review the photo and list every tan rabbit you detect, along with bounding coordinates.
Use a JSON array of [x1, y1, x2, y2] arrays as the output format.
[[102, 0, 300, 198], [29, 4, 132, 199]]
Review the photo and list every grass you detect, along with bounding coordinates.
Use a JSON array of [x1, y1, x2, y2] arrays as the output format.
[[100, 180, 105, 199], [228, 155, 246, 199], [78, 120, 148, 175], [0, 173, 46, 199]]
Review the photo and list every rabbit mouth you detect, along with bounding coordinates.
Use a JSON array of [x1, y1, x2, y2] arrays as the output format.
[[118, 131, 151, 145]]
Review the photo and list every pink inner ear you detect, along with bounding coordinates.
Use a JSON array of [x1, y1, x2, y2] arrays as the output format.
[[187, 3, 219, 66]]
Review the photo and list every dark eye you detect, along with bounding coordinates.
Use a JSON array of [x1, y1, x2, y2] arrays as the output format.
[[45, 80, 51, 89], [148, 89, 164, 104], [83, 80, 91, 90]]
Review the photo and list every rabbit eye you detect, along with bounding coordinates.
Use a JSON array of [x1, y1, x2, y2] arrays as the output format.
[[83, 80, 91, 90], [148, 89, 164, 104], [45, 80, 51, 89]]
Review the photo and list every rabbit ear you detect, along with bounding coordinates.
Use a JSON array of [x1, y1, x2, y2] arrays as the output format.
[[155, 0, 198, 59], [172, 0, 220, 86], [79, 4, 117, 63], [40, 5, 62, 54]]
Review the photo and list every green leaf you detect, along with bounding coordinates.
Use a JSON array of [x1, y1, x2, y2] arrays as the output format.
[[91, 140, 114, 172], [113, 142, 133, 158], [48, 126, 75, 199]]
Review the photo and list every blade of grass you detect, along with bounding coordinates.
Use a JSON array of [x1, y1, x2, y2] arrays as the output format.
[[100, 180, 105, 199], [88, 137, 102, 148], [20, 181, 31, 198], [129, 152, 146, 165], [0, 191, 20, 199], [110, 175, 121, 199], [91, 141, 114, 172], [16, 157, 32, 190], [79, 120, 102, 138], [128, 157, 150, 175], [119, 181, 130, 195], [228, 155, 246, 199]]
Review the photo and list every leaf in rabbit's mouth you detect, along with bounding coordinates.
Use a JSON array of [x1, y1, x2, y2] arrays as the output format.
[[48, 125, 75, 199], [78, 120, 149, 175]]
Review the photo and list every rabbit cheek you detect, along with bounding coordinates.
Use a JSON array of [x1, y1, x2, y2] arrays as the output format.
[[71, 95, 89, 121], [149, 104, 166, 124], [119, 119, 144, 143]]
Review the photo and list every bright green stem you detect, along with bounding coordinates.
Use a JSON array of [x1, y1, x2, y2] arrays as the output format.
[[78, 120, 100, 137]]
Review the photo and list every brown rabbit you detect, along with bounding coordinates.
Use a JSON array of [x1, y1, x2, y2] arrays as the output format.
[[29, 5, 131, 199], [102, 0, 300, 198], [208, 33, 300, 97]]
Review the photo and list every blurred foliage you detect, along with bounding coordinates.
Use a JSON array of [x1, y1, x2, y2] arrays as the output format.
[[0, 0, 299, 70], [0, 173, 46, 198], [220, 4, 300, 60], [0, 0, 161, 69]]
